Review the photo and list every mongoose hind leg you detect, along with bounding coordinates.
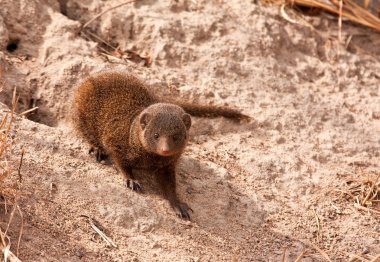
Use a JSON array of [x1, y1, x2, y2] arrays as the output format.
[[89, 147, 109, 162], [173, 202, 192, 221], [157, 165, 192, 220]]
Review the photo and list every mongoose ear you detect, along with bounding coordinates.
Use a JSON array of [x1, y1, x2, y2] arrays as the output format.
[[139, 112, 151, 129], [182, 113, 191, 130]]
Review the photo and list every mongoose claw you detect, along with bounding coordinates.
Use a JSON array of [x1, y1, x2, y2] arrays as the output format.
[[174, 202, 193, 220], [124, 179, 142, 192], [96, 150, 108, 162], [89, 147, 95, 154], [89, 147, 108, 162]]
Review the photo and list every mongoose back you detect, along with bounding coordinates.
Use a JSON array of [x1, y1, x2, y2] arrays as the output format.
[[73, 72, 248, 220]]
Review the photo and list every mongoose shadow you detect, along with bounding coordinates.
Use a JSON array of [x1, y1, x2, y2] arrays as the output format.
[[189, 117, 258, 137], [176, 156, 267, 227], [72, 72, 250, 220]]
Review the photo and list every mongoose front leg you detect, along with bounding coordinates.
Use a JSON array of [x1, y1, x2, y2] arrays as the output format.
[[125, 176, 142, 192], [157, 165, 192, 220], [89, 147, 108, 162], [112, 156, 142, 192]]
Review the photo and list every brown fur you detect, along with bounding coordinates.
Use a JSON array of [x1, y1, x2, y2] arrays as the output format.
[[73, 72, 248, 219]]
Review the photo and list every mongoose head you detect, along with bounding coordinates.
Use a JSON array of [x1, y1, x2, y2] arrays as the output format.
[[138, 103, 191, 157]]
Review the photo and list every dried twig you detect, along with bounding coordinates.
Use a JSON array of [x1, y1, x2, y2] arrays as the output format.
[[337, 0, 343, 56], [80, 215, 117, 248], [282, 248, 287, 262], [312, 207, 321, 242], [348, 253, 380, 262], [81, 31, 117, 51], [19, 107, 38, 116], [303, 241, 332, 262], [17, 150, 24, 185], [82, 1, 136, 29], [295, 250, 307, 262], [16, 205, 23, 258], [1, 228, 21, 262], [354, 203, 380, 215], [281, 4, 298, 23]]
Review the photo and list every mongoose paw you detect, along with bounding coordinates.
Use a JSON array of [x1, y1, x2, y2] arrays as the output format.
[[124, 179, 142, 192], [174, 202, 193, 221], [89, 147, 108, 162]]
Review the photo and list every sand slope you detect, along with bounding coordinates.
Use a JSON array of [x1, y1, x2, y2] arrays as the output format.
[[0, 0, 379, 261]]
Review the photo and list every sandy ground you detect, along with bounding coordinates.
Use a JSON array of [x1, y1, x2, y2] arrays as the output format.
[[0, 0, 380, 261]]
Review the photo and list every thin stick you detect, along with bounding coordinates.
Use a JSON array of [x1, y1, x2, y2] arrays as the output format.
[[17, 149, 24, 184], [282, 248, 287, 262], [81, 31, 114, 55], [304, 241, 332, 262], [80, 215, 117, 248], [281, 4, 298, 24], [4, 200, 17, 236], [89, 219, 117, 248], [82, 1, 136, 28], [82, 31, 117, 51], [349, 253, 370, 261], [338, 0, 343, 55], [345, 34, 353, 49], [312, 208, 321, 242], [295, 250, 307, 262], [354, 203, 380, 215], [16, 205, 23, 258], [0, 228, 21, 262], [0, 227, 6, 250], [19, 107, 38, 116]]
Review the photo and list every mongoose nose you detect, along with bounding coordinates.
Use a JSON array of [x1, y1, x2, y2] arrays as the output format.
[[160, 150, 172, 155]]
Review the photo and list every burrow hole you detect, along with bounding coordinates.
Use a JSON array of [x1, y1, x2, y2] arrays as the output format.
[[6, 39, 20, 53]]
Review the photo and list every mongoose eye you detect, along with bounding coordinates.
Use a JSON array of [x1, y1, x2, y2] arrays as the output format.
[[154, 133, 159, 139]]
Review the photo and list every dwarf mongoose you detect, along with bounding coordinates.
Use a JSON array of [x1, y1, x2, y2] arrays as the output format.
[[73, 72, 248, 220]]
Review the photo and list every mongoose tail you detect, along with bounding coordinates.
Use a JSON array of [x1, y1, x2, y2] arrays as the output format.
[[165, 99, 250, 121]]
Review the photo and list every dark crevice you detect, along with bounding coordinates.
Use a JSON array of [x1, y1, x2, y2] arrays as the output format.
[[6, 39, 19, 52], [24, 98, 57, 127], [58, 0, 68, 16], [1, 90, 58, 127]]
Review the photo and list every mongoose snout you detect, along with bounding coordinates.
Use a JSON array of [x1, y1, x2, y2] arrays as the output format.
[[138, 103, 191, 157]]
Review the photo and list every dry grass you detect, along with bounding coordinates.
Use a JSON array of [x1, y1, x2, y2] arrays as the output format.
[[0, 87, 18, 192], [282, 245, 331, 262], [333, 173, 380, 261], [348, 253, 380, 262], [263, 0, 380, 32], [336, 172, 380, 215], [0, 88, 23, 261]]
